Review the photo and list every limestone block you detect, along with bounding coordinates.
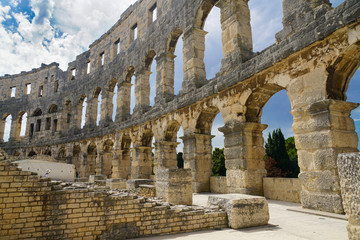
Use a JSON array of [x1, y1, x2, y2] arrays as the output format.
[[89, 174, 107, 183], [126, 179, 153, 190], [208, 194, 269, 229], [106, 178, 126, 189], [299, 171, 340, 192], [138, 184, 156, 198], [210, 176, 228, 194], [155, 168, 192, 205], [337, 153, 360, 240], [300, 190, 344, 214]]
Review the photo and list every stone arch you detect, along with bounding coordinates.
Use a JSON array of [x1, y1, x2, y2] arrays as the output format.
[[28, 150, 37, 157], [109, 78, 118, 92], [32, 108, 42, 117], [16, 111, 28, 140], [167, 28, 183, 54], [79, 94, 87, 129], [144, 50, 156, 71], [195, 0, 219, 30], [93, 87, 103, 126], [43, 149, 52, 156], [195, 106, 220, 134], [164, 120, 181, 142], [124, 66, 135, 83], [103, 139, 114, 153], [244, 84, 284, 123], [48, 104, 58, 114], [93, 87, 102, 98], [326, 41, 360, 100], [1, 113, 12, 142]]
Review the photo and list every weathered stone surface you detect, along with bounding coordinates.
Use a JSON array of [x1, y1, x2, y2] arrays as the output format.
[[0, 0, 358, 217], [156, 168, 192, 205], [106, 178, 127, 189], [263, 177, 301, 203], [0, 159, 227, 239], [210, 176, 228, 194], [126, 179, 154, 190], [338, 153, 360, 240], [208, 194, 269, 229]]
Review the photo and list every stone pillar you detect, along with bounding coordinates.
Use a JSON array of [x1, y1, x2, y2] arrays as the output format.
[[9, 117, 17, 142], [155, 53, 176, 104], [153, 141, 179, 174], [182, 27, 207, 93], [181, 133, 214, 192], [0, 118, 5, 143], [74, 104, 82, 130], [95, 145, 103, 175], [79, 147, 87, 178], [292, 99, 359, 214], [116, 82, 132, 121], [337, 153, 360, 240], [130, 142, 153, 179], [133, 70, 151, 114], [217, 0, 253, 66], [85, 97, 97, 128], [100, 90, 114, 126], [156, 168, 193, 205], [219, 121, 267, 196], [276, 0, 331, 42]]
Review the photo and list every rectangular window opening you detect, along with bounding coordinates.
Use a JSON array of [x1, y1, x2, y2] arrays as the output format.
[[67, 113, 71, 124], [87, 62, 91, 74], [54, 80, 59, 93], [26, 83, 31, 95], [10, 87, 16, 98], [36, 119, 41, 132], [71, 68, 76, 80], [132, 23, 138, 41], [53, 119, 58, 132], [115, 39, 120, 55], [150, 3, 157, 23], [45, 117, 51, 130], [100, 52, 105, 66], [39, 86, 43, 97], [30, 124, 34, 137]]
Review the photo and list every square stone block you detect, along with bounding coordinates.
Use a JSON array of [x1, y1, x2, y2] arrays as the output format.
[[208, 194, 269, 229]]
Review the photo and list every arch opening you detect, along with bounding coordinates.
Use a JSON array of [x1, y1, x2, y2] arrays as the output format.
[[2, 114, 12, 142], [80, 96, 87, 129]]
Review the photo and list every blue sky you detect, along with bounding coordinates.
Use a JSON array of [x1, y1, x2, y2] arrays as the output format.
[[0, 0, 358, 150]]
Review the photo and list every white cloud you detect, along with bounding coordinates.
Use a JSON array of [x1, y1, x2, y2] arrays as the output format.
[[0, 0, 137, 75]]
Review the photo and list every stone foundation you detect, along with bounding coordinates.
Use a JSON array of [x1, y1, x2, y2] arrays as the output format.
[[0, 160, 227, 239], [337, 153, 360, 240]]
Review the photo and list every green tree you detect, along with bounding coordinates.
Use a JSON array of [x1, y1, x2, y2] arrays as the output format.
[[265, 129, 299, 178], [177, 152, 184, 168], [212, 148, 226, 176]]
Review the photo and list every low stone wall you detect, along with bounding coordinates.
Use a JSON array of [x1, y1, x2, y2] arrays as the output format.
[[263, 177, 301, 203], [0, 160, 227, 239], [337, 153, 360, 240], [210, 176, 228, 194]]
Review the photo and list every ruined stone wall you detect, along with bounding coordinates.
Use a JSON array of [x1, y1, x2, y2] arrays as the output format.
[[0, 159, 227, 239], [0, 0, 359, 214], [263, 177, 301, 203]]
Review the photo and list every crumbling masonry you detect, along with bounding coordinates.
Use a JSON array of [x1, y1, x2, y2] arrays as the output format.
[[0, 0, 360, 224]]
